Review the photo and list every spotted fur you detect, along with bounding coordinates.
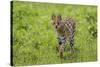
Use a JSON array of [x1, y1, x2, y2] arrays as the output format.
[[51, 15, 75, 58]]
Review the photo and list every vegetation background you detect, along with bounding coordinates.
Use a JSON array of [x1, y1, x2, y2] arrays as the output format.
[[12, 1, 97, 66]]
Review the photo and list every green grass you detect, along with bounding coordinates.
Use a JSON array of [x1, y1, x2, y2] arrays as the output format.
[[12, 1, 97, 66]]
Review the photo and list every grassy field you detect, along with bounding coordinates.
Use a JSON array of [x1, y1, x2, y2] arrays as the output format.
[[12, 1, 97, 66]]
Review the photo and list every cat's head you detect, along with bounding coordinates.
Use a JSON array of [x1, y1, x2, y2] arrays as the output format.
[[51, 14, 62, 28]]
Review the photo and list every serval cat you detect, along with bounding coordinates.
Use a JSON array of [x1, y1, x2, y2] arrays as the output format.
[[51, 14, 75, 58]]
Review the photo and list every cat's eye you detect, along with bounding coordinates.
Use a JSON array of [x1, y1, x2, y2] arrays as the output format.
[[53, 22, 55, 25], [58, 22, 59, 25]]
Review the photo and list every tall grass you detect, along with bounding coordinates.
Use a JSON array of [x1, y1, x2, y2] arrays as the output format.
[[12, 1, 97, 66]]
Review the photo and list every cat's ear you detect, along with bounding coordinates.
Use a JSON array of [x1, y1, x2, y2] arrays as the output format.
[[58, 15, 62, 20], [52, 14, 55, 20]]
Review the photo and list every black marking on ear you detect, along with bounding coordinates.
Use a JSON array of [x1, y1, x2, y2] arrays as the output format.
[[58, 15, 62, 20]]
